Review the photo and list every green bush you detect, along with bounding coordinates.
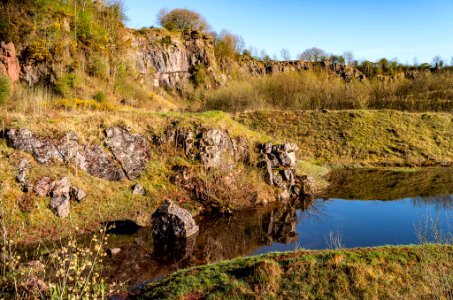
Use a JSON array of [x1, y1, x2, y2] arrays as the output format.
[[0, 76, 10, 105], [54, 73, 79, 97], [93, 91, 106, 103]]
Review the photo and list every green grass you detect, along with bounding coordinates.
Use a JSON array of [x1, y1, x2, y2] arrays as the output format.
[[236, 110, 453, 167], [134, 245, 453, 299]]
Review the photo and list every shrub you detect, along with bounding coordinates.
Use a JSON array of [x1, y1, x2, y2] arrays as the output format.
[[54, 73, 79, 97], [93, 91, 106, 103], [0, 76, 10, 105], [158, 8, 210, 32]]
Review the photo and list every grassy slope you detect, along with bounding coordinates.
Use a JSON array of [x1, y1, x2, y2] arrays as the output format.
[[0, 109, 280, 244], [133, 245, 453, 299], [236, 110, 453, 167]]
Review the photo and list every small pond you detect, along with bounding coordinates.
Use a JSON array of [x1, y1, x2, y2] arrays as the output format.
[[101, 168, 453, 286]]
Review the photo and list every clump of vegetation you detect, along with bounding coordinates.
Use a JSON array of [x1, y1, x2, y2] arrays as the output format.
[[0, 75, 10, 105], [157, 8, 210, 32], [53, 98, 114, 111], [204, 69, 453, 113], [93, 91, 106, 103]]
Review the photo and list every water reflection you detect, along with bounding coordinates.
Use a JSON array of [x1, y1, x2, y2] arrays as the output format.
[[104, 168, 453, 285]]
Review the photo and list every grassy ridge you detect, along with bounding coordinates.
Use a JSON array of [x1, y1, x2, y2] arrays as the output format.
[[134, 245, 453, 299], [236, 110, 453, 167]]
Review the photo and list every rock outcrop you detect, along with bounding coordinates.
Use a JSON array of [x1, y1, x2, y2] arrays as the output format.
[[0, 42, 20, 82], [6, 129, 125, 181], [131, 29, 217, 90], [155, 127, 250, 168], [104, 127, 150, 180], [152, 199, 199, 240], [260, 143, 300, 200]]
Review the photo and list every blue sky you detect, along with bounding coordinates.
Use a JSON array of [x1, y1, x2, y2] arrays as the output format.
[[123, 0, 453, 64]]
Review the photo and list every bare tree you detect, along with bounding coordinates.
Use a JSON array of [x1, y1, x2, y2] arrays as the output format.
[[298, 47, 327, 62], [343, 51, 354, 65], [432, 55, 444, 69], [280, 48, 291, 61]]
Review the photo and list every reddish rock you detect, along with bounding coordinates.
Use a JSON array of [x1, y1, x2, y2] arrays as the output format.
[[0, 42, 20, 82]]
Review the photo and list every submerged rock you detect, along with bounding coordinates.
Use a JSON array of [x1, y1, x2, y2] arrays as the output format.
[[152, 199, 199, 240]]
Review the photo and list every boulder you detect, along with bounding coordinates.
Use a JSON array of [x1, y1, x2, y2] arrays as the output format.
[[70, 186, 86, 201], [131, 183, 146, 195], [106, 248, 121, 256], [152, 199, 199, 240], [49, 177, 71, 218], [33, 177, 54, 197], [104, 127, 150, 180]]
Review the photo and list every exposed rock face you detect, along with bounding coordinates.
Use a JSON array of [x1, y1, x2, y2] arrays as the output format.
[[260, 143, 300, 200], [0, 42, 20, 82], [199, 129, 234, 168], [152, 199, 199, 240], [49, 177, 71, 218], [104, 127, 150, 180], [155, 127, 250, 168], [83, 145, 125, 181], [6, 129, 124, 181], [131, 30, 216, 89], [6, 129, 63, 164]]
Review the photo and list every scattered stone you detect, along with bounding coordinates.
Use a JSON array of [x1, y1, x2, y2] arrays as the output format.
[[16, 159, 29, 191], [106, 248, 121, 256], [70, 186, 87, 202], [104, 127, 150, 180], [49, 177, 71, 218], [131, 183, 146, 195], [33, 177, 54, 197], [152, 199, 199, 240]]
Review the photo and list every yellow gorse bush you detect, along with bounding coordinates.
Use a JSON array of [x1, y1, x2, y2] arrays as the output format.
[[53, 98, 117, 111]]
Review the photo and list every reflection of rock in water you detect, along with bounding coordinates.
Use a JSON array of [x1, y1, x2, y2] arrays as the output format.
[[262, 197, 311, 245], [153, 232, 198, 265]]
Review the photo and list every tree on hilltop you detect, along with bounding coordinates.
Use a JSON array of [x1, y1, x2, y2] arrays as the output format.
[[158, 8, 210, 32]]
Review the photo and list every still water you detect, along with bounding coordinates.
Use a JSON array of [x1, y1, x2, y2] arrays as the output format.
[[103, 168, 453, 285]]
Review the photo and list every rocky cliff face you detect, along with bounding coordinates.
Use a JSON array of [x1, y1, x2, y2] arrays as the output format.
[[130, 29, 217, 90]]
